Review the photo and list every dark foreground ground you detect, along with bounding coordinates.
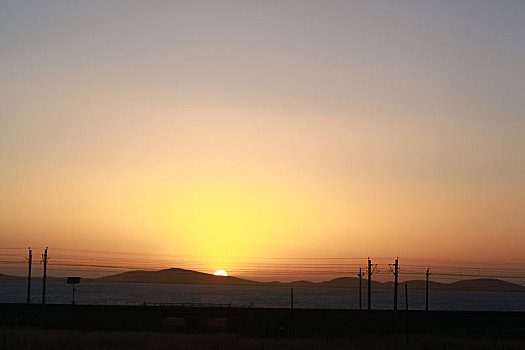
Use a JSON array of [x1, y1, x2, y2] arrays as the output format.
[[1, 304, 525, 349], [1, 328, 524, 350], [2, 304, 525, 335]]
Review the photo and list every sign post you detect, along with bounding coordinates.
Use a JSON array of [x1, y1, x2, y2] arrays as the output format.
[[67, 277, 81, 305]]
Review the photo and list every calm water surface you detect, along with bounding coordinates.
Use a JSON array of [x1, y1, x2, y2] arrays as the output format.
[[1, 280, 524, 311]]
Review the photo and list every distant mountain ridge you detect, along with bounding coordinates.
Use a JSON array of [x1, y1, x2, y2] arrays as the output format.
[[91, 269, 525, 292], [0, 273, 24, 280], [1, 269, 523, 292], [0, 273, 62, 282], [94, 268, 258, 286]]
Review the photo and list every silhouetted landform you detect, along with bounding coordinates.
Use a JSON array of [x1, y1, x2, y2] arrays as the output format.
[[1, 269, 523, 292], [91, 268, 525, 292], [93, 268, 258, 286], [0, 273, 63, 282], [0, 273, 24, 280], [268, 277, 525, 292]]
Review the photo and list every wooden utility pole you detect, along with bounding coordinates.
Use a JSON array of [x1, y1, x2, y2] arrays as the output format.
[[290, 288, 294, 309], [27, 247, 32, 304], [426, 268, 431, 311], [42, 247, 48, 305], [367, 258, 372, 310], [394, 258, 399, 311], [358, 268, 363, 310]]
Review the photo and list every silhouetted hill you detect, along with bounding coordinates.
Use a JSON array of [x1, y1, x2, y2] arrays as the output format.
[[0, 273, 24, 280], [318, 277, 383, 289], [0, 273, 66, 282], [289, 280, 317, 287], [444, 278, 525, 292], [265, 280, 312, 287], [382, 280, 447, 290], [93, 268, 259, 286], [387, 278, 525, 292]]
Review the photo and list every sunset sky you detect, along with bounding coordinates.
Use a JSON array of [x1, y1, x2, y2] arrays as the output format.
[[1, 1, 524, 277]]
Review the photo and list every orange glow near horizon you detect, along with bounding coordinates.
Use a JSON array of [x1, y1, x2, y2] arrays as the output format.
[[1, 1, 524, 278]]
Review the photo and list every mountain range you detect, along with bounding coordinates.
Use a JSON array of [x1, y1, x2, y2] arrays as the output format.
[[1, 268, 524, 292]]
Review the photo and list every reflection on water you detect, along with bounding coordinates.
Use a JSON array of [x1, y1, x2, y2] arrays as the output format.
[[1, 280, 524, 311]]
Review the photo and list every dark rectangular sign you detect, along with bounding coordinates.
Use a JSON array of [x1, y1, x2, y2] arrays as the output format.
[[67, 277, 81, 284]]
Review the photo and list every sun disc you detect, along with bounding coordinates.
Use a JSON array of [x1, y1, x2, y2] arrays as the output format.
[[213, 269, 228, 277]]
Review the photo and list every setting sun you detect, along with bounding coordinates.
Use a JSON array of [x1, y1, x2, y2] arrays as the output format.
[[213, 270, 228, 277]]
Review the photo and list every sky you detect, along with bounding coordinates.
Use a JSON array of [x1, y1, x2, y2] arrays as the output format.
[[1, 1, 524, 279]]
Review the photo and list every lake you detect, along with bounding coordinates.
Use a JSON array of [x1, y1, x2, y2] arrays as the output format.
[[1, 280, 524, 311]]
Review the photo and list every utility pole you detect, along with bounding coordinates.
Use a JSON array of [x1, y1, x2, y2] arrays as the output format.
[[367, 258, 377, 310], [426, 268, 431, 312], [42, 247, 48, 305], [290, 288, 294, 309], [390, 257, 399, 311], [368, 259, 372, 310], [27, 247, 32, 304], [358, 268, 363, 310]]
